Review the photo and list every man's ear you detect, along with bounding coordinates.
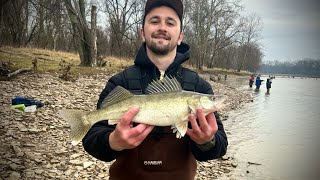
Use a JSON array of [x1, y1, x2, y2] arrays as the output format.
[[178, 32, 184, 45], [140, 28, 145, 42]]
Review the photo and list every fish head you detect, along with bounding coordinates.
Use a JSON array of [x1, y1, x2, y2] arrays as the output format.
[[199, 95, 216, 114], [199, 95, 226, 114]]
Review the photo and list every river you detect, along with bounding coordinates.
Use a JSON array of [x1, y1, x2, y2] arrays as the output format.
[[220, 75, 320, 180]]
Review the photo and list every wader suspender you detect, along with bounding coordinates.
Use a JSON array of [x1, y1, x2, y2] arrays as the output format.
[[123, 65, 198, 93], [123, 65, 144, 95], [177, 66, 198, 92]]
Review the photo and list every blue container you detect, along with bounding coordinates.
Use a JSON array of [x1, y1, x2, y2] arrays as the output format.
[[11, 96, 44, 107]]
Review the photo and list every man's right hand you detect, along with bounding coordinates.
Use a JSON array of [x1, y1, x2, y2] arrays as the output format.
[[109, 106, 154, 151]]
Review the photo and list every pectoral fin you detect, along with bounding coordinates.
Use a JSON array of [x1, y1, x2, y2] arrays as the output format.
[[188, 105, 196, 114], [171, 121, 188, 138]]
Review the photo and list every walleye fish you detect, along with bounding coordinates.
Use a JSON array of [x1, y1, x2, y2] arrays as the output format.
[[59, 76, 225, 145]]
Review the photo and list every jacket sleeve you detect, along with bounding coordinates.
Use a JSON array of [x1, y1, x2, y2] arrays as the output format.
[[190, 77, 228, 161], [82, 73, 125, 162]]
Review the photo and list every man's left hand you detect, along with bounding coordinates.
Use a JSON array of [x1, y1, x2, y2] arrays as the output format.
[[186, 108, 218, 145]]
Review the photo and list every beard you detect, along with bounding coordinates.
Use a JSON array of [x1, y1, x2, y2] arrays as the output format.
[[145, 33, 177, 55]]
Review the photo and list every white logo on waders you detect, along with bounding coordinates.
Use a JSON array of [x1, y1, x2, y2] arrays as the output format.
[[143, 161, 162, 166]]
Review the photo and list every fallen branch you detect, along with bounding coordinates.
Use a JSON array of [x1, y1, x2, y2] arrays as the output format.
[[7, 68, 32, 78]]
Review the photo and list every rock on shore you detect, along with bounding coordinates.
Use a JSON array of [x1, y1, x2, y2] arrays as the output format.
[[0, 73, 252, 179]]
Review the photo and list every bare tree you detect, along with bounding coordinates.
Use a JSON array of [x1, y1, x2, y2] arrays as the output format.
[[1, 0, 75, 51], [184, 0, 243, 69], [207, 0, 243, 68], [1, 0, 29, 46], [184, 0, 213, 69], [214, 45, 238, 70], [64, 0, 97, 66], [236, 14, 262, 72], [103, 0, 143, 57], [0, 1, 7, 45], [91, 5, 97, 65]]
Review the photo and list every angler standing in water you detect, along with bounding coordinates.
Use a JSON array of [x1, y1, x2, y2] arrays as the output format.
[[249, 74, 255, 88], [266, 77, 272, 94], [255, 74, 264, 90], [78, 0, 228, 180]]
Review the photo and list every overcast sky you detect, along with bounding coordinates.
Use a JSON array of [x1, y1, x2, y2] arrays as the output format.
[[241, 0, 320, 62]]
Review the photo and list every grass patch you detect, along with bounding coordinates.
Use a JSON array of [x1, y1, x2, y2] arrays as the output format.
[[1, 46, 250, 77], [0, 46, 133, 75]]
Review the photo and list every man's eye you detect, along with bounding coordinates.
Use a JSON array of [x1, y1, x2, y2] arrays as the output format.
[[150, 19, 159, 24], [167, 21, 176, 26]]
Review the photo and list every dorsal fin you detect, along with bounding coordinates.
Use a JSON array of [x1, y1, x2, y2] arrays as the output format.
[[146, 76, 182, 94], [100, 86, 133, 109]]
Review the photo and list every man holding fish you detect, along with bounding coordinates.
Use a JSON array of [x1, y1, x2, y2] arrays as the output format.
[[61, 0, 228, 179]]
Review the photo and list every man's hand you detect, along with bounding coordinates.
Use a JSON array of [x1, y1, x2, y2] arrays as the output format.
[[186, 108, 218, 145], [109, 106, 154, 151]]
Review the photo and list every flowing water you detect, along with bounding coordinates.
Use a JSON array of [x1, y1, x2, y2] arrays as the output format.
[[220, 76, 320, 180]]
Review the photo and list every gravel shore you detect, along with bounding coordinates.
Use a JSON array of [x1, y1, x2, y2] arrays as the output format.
[[0, 72, 252, 180]]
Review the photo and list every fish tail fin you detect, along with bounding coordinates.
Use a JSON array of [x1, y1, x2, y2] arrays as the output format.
[[58, 109, 91, 146]]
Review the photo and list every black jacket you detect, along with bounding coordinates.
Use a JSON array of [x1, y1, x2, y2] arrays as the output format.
[[82, 42, 228, 179]]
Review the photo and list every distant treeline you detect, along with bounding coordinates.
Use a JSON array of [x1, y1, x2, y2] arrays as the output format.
[[259, 59, 320, 76]]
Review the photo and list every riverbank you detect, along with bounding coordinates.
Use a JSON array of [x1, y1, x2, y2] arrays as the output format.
[[0, 72, 252, 179]]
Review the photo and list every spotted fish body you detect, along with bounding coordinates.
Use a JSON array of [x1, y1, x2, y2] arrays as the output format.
[[59, 76, 225, 145]]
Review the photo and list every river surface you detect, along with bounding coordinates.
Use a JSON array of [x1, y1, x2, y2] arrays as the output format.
[[220, 75, 320, 180]]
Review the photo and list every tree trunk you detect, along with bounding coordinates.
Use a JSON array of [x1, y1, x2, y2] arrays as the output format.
[[78, 0, 91, 66], [237, 46, 248, 72], [91, 5, 97, 66], [64, 0, 97, 67]]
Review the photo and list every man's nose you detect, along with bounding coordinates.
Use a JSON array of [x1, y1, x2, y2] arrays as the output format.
[[158, 22, 167, 32]]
